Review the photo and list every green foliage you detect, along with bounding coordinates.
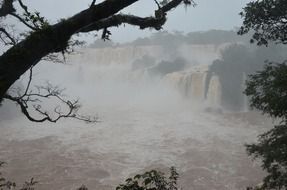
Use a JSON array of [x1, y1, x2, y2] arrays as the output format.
[[116, 167, 179, 190], [0, 162, 178, 190], [246, 124, 287, 190], [238, 0, 287, 45], [23, 11, 49, 30], [245, 62, 287, 119], [244, 62, 287, 190], [239, 0, 287, 189]]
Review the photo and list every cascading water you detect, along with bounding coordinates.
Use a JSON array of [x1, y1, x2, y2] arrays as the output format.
[[242, 72, 249, 112], [206, 75, 222, 108]]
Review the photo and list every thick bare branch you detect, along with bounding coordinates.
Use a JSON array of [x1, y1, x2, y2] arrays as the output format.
[[79, 13, 166, 33], [79, 0, 189, 33]]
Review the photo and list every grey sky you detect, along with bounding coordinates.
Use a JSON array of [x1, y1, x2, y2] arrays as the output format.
[[24, 0, 252, 43]]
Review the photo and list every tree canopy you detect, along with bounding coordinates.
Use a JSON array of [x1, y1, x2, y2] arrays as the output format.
[[238, 0, 287, 45], [239, 0, 287, 189]]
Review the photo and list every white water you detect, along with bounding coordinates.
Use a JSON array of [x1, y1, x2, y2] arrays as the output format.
[[0, 45, 269, 189], [206, 75, 222, 108]]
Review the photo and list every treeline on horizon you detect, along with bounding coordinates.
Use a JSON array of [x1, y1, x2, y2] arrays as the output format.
[[89, 29, 252, 48]]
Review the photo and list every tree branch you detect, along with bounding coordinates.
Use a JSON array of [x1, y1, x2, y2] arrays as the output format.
[[90, 0, 96, 8], [0, 0, 190, 102], [9, 12, 38, 30], [0, 27, 16, 45], [3, 79, 98, 123], [0, 0, 15, 17], [79, 13, 166, 33], [79, 0, 190, 33], [17, 0, 29, 15]]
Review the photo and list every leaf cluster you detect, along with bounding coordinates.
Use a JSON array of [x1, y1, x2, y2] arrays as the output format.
[[246, 124, 287, 189], [239, 1, 287, 189], [238, 0, 287, 46], [22, 11, 49, 31], [243, 60, 287, 190], [116, 167, 179, 190], [245, 61, 287, 119]]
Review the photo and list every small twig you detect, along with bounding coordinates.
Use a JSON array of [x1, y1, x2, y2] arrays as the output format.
[[17, 0, 29, 15], [154, 0, 161, 9], [90, 0, 96, 8], [20, 66, 33, 98], [3, 79, 97, 123], [0, 27, 16, 45], [9, 12, 37, 30]]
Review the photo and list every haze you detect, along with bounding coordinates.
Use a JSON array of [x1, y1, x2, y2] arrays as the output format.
[[1, 1, 282, 190]]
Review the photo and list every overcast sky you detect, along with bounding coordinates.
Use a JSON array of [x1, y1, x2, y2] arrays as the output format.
[[23, 0, 252, 43]]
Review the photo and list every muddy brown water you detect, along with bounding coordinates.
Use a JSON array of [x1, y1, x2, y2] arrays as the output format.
[[0, 107, 270, 190]]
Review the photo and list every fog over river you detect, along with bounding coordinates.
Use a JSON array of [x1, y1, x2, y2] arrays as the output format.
[[0, 44, 272, 189]]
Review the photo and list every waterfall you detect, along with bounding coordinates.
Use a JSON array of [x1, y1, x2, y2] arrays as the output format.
[[190, 72, 206, 101], [164, 69, 223, 109], [206, 75, 222, 107], [242, 72, 249, 112], [164, 70, 209, 102], [163, 72, 192, 97], [68, 44, 228, 109]]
